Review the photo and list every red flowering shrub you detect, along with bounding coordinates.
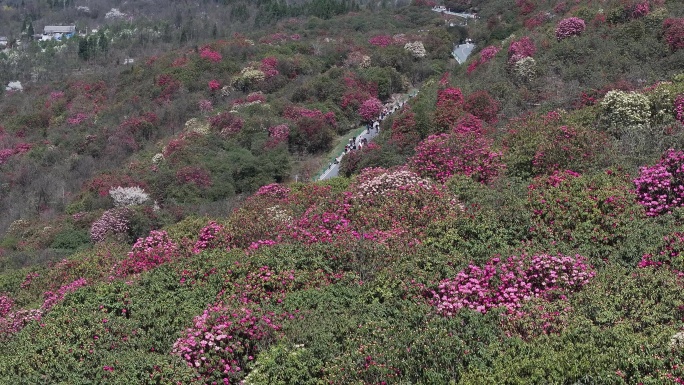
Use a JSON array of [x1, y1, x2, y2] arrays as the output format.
[[260, 57, 279, 79], [663, 18, 684, 51], [390, 108, 420, 150], [555, 17, 586, 41], [464, 90, 500, 124], [434, 87, 466, 130], [193, 221, 231, 254], [114, 230, 179, 276], [209, 112, 244, 137], [410, 115, 503, 183], [358, 97, 383, 122], [508, 36, 536, 64], [208, 79, 221, 91], [515, 0, 536, 16], [199, 46, 222, 62], [634, 149, 684, 216]]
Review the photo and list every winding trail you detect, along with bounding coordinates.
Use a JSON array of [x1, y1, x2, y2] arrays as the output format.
[[316, 90, 419, 181]]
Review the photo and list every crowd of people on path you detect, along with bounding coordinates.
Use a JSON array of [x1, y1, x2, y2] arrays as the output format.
[[322, 91, 419, 176]]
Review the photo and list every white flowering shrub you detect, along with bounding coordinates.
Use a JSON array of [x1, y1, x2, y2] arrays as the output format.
[[404, 41, 427, 58], [109, 186, 150, 207], [600, 90, 651, 135], [512, 56, 537, 84], [184, 118, 210, 135], [151, 153, 164, 165]]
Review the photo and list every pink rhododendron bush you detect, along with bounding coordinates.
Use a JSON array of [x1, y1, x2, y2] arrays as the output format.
[[555, 17, 586, 41], [634, 149, 684, 216], [409, 115, 504, 183], [431, 253, 595, 316]]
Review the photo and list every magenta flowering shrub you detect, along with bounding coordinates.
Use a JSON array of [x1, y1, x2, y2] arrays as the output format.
[[208, 79, 221, 91], [42, 278, 88, 311], [266, 124, 289, 148], [508, 36, 536, 64], [209, 112, 244, 137], [467, 45, 501, 74], [434, 87, 466, 129], [114, 230, 179, 276], [555, 17, 586, 41], [431, 254, 595, 316], [358, 97, 383, 122], [675, 95, 684, 124], [631, 1, 650, 19], [663, 18, 684, 51], [0, 309, 42, 340], [172, 304, 282, 383], [0, 295, 13, 317], [410, 116, 503, 183], [198, 99, 213, 113], [283, 106, 337, 128], [90, 208, 131, 243], [193, 221, 230, 254], [255, 184, 290, 200], [260, 57, 279, 79], [368, 35, 393, 47], [634, 149, 684, 216], [199, 46, 222, 62]]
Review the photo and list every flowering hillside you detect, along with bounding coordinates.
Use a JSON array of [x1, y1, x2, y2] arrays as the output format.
[[0, 0, 684, 383]]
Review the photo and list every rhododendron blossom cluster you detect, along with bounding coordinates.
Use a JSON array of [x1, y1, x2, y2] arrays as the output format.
[[634, 149, 684, 216], [193, 221, 229, 254], [432, 254, 595, 316], [90, 208, 131, 243], [467, 45, 500, 74], [410, 116, 503, 183], [663, 18, 684, 51], [114, 231, 179, 276], [199, 46, 222, 62], [358, 97, 383, 121], [508, 36, 536, 64], [555, 17, 586, 41], [172, 304, 282, 383], [260, 57, 279, 78], [675, 94, 684, 124]]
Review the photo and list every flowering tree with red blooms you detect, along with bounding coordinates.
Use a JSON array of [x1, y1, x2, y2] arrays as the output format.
[[508, 36, 536, 64], [208, 79, 221, 91], [410, 115, 503, 183], [199, 46, 222, 62], [663, 18, 684, 51], [260, 57, 279, 78], [209, 112, 244, 137], [464, 90, 500, 124], [555, 17, 586, 41], [434, 87, 466, 130], [515, 0, 536, 16], [359, 97, 382, 122], [390, 108, 420, 150]]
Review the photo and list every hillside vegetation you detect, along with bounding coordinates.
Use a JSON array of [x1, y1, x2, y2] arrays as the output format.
[[1, 0, 684, 383]]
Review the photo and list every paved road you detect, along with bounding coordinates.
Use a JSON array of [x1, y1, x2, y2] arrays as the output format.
[[453, 42, 475, 64], [319, 125, 381, 180], [318, 91, 419, 181], [431, 7, 478, 19]]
